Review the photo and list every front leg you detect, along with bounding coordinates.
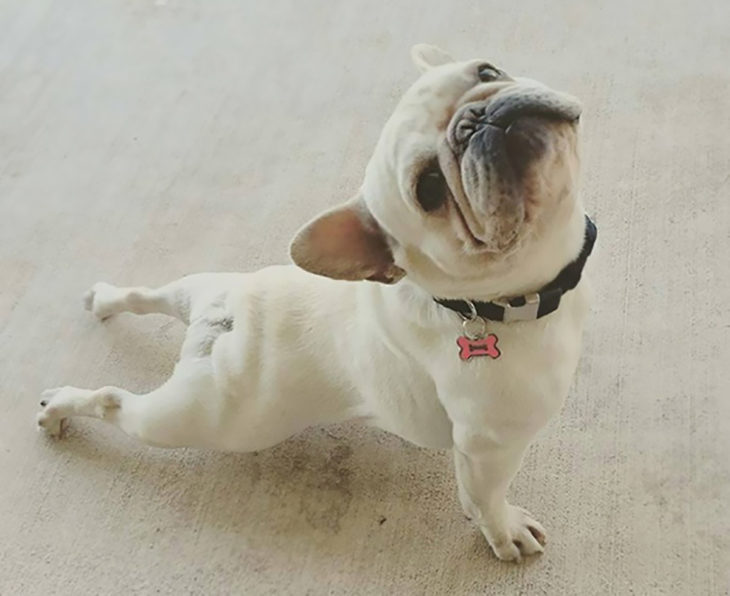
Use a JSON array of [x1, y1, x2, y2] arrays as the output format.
[[453, 426, 546, 561]]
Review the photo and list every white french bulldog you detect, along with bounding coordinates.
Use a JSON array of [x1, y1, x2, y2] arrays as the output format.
[[37, 44, 596, 562]]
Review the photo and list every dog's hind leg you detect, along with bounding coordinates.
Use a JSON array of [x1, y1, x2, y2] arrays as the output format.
[[36, 352, 327, 451], [37, 357, 225, 448], [83, 273, 244, 323], [37, 275, 254, 446]]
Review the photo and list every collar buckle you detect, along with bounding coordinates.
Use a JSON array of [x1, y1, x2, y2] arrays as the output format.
[[494, 292, 541, 322]]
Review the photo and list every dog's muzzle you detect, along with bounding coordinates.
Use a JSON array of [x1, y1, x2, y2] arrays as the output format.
[[449, 87, 582, 170], [443, 87, 581, 249]]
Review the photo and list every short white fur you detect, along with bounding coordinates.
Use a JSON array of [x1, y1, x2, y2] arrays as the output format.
[[37, 45, 591, 562]]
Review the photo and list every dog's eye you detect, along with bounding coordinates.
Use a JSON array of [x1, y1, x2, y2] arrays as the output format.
[[477, 63, 501, 82], [416, 167, 448, 212]]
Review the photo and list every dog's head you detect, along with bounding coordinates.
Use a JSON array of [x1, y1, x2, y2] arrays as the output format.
[[291, 45, 584, 299]]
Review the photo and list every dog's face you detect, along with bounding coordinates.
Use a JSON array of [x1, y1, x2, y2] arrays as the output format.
[[291, 45, 583, 299]]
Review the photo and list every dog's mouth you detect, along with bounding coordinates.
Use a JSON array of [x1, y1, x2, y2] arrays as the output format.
[[444, 86, 581, 251], [448, 191, 486, 249]]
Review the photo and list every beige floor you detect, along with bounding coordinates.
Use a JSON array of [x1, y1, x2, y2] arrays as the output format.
[[1, 1, 728, 594]]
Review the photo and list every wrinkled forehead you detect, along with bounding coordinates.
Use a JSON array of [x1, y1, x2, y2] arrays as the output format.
[[393, 63, 550, 131], [377, 61, 499, 174], [398, 62, 479, 123], [381, 62, 553, 163]]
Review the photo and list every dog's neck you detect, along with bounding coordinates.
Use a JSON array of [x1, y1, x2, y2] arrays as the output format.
[[434, 215, 597, 323]]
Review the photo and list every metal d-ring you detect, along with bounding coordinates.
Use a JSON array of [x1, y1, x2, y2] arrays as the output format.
[[459, 300, 487, 340]]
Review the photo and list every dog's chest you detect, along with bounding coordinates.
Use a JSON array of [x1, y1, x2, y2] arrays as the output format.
[[431, 289, 590, 434], [353, 341, 454, 449]]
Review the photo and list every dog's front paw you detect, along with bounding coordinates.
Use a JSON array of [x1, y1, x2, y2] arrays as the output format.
[[480, 504, 547, 562], [83, 282, 121, 320], [36, 388, 69, 438]]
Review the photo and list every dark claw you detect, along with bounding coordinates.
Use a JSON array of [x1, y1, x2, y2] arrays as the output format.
[[528, 525, 546, 546]]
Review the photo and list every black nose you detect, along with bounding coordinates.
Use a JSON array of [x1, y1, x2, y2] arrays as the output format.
[[503, 116, 551, 175]]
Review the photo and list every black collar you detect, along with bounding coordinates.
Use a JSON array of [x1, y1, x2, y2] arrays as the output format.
[[435, 215, 597, 323]]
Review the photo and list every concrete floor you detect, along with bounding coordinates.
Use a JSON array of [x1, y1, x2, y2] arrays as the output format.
[[1, 1, 729, 594]]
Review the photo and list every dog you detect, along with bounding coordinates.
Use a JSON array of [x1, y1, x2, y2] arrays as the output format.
[[37, 44, 596, 562]]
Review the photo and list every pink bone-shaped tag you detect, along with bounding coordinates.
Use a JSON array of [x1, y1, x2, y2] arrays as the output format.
[[456, 334, 501, 361]]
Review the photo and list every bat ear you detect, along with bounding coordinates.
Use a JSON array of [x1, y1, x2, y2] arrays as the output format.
[[411, 44, 454, 73], [289, 196, 405, 284]]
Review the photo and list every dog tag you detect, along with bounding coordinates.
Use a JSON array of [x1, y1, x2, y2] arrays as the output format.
[[456, 334, 501, 361], [457, 305, 501, 361]]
